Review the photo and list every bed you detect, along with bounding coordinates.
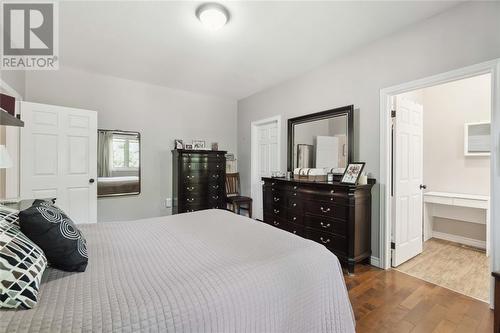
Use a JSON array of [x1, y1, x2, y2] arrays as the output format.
[[0, 209, 355, 332], [97, 176, 140, 196]]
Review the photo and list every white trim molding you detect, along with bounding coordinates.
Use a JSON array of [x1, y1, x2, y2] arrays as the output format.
[[431, 232, 486, 250], [379, 59, 500, 307], [370, 256, 381, 268]]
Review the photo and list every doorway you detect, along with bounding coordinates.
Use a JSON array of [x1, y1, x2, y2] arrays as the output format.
[[391, 74, 491, 302], [380, 59, 500, 306], [250, 116, 281, 220]]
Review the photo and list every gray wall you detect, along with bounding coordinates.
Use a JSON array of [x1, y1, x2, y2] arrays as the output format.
[[25, 66, 237, 222], [237, 1, 500, 259]]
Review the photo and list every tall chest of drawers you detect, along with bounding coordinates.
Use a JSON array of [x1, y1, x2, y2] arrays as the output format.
[[262, 177, 374, 273], [172, 150, 226, 214]]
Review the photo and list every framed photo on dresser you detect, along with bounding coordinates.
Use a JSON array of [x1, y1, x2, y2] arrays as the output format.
[[341, 162, 365, 185]]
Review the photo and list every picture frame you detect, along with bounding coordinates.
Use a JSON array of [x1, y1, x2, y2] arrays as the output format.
[[185, 144, 193, 150], [340, 162, 365, 185], [193, 140, 206, 150], [174, 139, 183, 150]]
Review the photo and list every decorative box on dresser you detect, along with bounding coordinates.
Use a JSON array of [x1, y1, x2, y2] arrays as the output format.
[[172, 150, 226, 214], [262, 177, 374, 274]]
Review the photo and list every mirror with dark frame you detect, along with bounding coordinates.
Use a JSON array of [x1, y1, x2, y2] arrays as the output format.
[[97, 129, 141, 197], [288, 105, 353, 172]]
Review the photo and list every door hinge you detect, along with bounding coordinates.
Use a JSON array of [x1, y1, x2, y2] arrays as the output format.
[[391, 242, 395, 249], [391, 110, 396, 118]]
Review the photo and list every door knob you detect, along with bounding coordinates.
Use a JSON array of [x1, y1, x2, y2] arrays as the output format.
[[89, 178, 95, 184], [419, 184, 427, 190]]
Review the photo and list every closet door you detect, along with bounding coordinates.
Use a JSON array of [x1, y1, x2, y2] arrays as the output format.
[[20, 102, 97, 224]]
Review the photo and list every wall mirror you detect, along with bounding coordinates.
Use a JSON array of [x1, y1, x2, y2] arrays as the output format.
[[288, 105, 353, 171], [97, 129, 141, 197]]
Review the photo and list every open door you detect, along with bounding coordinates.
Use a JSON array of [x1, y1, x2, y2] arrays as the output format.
[[392, 97, 424, 267], [20, 102, 98, 224]]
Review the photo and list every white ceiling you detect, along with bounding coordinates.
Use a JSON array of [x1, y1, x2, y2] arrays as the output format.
[[59, 1, 461, 100]]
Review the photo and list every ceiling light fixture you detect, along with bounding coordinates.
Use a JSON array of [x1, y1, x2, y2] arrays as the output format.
[[196, 3, 229, 31]]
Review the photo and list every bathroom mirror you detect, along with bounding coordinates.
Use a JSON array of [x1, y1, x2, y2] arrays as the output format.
[[97, 129, 141, 197], [288, 105, 353, 171]]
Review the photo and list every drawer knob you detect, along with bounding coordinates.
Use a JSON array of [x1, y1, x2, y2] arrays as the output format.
[[273, 197, 280, 202], [187, 186, 195, 191], [293, 230, 297, 234], [273, 209, 280, 214], [292, 216, 297, 221], [293, 186, 297, 190], [330, 190, 335, 194], [212, 195, 219, 199], [187, 175, 194, 179], [187, 198, 195, 202], [273, 221, 280, 226], [212, 185, 219, 189], [320, 207, 331, 213], [320, 237, 330, 244], [292, 203, 297, 207], [212, 174, 220, 178], [293, 193, 297, 196], [188, 164, 191, 168], [320, 222, 331, 228], [271, 182, 275, 186]]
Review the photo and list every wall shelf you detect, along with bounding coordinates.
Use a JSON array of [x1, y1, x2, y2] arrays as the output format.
[[0, 109, 24, 127], [464, 122, 490, 156]]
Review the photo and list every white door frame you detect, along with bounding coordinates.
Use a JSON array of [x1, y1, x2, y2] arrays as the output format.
[[250, 115, 282, 219], [379, 59, 500, 306]]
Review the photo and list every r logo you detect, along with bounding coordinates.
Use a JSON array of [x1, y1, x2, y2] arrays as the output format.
[[3, 3, 54, 56]]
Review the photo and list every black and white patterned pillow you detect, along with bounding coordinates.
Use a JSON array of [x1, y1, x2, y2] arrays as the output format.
[[0, 205, 19, 226], [0, 220, 47, 309], [19, 201, 88, 272]]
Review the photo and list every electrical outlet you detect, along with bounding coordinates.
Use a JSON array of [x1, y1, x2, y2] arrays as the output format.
[[165, 198, 172, 208]]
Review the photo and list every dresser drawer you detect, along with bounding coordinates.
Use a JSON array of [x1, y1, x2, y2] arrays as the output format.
[[207, 198, 226, 209], [208, 172, 224, 183], [182, 162, 210, 172], [264, 204, 286, 219], [287, 197, 302, 210], [300, 187, 349, 204], [303, 200, 348, 220], [183, 172, 209, 184], [304, 214, 347, 236], [182, 202, 205, 212], [286, 213, 302, 225], [306, 228, 347, 254], [263, 214, 286, 229], [284, 222, 304, 237]]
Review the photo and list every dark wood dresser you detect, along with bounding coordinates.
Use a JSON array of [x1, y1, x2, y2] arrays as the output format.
[[172, 150, 226, 214], [262, 177, 374, 273]]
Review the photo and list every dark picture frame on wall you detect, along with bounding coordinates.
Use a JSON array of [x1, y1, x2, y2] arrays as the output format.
[[340, 162, 365, 185]]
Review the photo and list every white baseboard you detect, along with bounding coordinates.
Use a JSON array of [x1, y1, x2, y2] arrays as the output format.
[[432, 231, 486, 249], [370, 256, 381, 268]]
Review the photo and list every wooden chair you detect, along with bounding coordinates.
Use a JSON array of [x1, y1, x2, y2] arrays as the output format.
[[225, 173, 252, 218]]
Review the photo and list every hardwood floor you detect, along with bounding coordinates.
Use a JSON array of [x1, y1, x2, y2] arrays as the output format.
[[345, 265, 493, 333]]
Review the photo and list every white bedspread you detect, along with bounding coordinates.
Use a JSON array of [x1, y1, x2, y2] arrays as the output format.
[[0, 209, 355, 332]]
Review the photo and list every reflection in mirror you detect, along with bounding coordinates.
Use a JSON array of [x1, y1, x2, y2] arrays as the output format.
[[97, 130, 141, 197], [292, 115, 348, 170]]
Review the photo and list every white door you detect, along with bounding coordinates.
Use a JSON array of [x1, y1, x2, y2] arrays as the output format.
[[392, 97, 424, 266], [20, 102, 98, 224], [251, 119, 279, 220]]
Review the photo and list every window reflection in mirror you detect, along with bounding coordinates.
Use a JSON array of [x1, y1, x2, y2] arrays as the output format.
[[97, 130, 141, 197], [293, 115, 348, 170]]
